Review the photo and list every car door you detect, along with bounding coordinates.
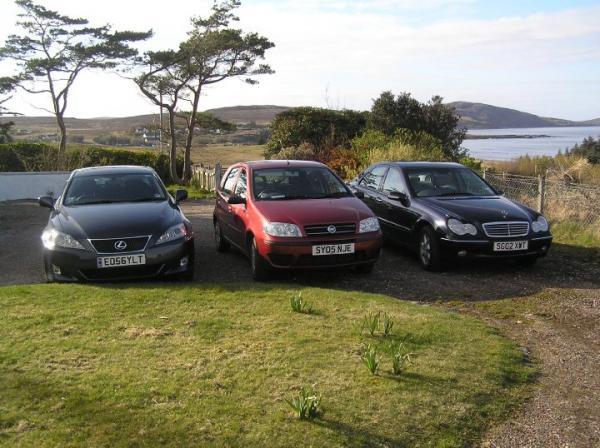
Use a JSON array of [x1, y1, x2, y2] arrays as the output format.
[[228, 168, 249, 249], [381, 166, 417, 244], [215, 166, 240, 243], [356, 165, 388, 217]]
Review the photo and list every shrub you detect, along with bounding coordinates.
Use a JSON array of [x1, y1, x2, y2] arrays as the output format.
[[290, 292, 312, 314], [362, 311, 380, 336], [270, 142, 316, 161], [285, 387, 321, 420], [361, 344, 380, 375]]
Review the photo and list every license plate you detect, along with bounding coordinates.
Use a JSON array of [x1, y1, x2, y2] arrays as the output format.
[[493, 241, 528, 252], [97, 254, 146, 268], [312, 243, 355, 256]]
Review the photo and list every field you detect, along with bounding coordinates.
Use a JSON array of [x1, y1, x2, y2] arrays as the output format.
[[190, 144, 265, 167], [0, 283, 534, 447]]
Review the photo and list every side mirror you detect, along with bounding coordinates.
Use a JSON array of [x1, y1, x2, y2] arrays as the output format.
[[227, 195, 246, 205], [38, 196, 55, 209], [496, 190, 504, 196], [175, 189, 188, 204], [354, 191, 365, 199], [387, 191, 409, 205]]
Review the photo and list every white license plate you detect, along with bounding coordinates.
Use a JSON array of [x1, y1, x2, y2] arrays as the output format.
[[493, 241, 529, 252], [97, 254, 146, 268], [312, 243, 355, 256]]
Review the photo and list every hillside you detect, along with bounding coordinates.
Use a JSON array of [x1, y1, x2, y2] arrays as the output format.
[[204, 105, 290, 124], [449, 101, 597, 129]]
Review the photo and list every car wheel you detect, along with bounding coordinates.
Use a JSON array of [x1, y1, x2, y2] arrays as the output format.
[[43, 257, 55, 283], [214, 220, 230, 252], [250, 237, 270, 281], [356, 262, 375, 274], [418, 227, 443, 271], [516, 256, 538, 267]]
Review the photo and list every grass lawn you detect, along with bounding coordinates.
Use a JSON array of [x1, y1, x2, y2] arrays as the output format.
[[166, 184, 214, 200], [190, 144, 265, 167], [0, 284, 535, 447]]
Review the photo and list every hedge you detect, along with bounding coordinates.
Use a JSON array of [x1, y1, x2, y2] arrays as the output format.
[[0, 142, 182, 183]]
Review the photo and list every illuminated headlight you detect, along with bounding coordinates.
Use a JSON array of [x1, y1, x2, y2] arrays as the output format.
[[531, 216, 549, 233], [359, 217, 380, 233], [41, 229, 85, 250], [264, 222, 302, 237], [156, 223, 187, 245], [447, 218, 477, 236]]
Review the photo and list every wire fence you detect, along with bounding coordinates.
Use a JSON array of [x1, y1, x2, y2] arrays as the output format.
[[484, 171, 600, 229]]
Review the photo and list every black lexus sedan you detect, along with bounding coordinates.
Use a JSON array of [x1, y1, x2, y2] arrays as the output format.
[[349, 162, 552, 271], [38, 166, 194, 281]]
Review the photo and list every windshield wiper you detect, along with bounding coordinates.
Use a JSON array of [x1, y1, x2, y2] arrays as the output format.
[[70, 199, 117, 205], [314, 192, 351, 199], [438, 192, 474, 197], [128, 197, 164, 202]]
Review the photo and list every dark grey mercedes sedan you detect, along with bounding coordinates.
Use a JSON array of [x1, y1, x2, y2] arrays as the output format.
[[350, 162, 552, 271], [38, 166, 194, 281]]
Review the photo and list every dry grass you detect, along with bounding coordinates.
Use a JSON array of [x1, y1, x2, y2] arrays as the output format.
[[190, 144, 265, 167]]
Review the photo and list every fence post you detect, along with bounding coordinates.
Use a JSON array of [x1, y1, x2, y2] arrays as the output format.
[[537, 174, 546, 213], [215, 162, 222, 191], [482, 168, 487, 180]]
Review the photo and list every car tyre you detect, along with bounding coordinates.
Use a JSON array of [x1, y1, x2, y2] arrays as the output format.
[[418, 227, 443, 271], [43, 256, 55, 283], [214, 220, 230, 252], [250, 237, 270, 281]]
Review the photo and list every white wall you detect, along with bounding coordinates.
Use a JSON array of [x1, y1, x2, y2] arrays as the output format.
[[0, 172, 71, 201]]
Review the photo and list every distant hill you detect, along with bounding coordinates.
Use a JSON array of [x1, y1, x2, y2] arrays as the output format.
[[448, 101, 599, 129], [205, 105, 290, 124]]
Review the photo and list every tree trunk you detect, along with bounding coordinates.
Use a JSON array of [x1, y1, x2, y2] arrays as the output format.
[[56, 114, 67, 170], [168, 110, 183, 184], [183, 86, 202, 183]]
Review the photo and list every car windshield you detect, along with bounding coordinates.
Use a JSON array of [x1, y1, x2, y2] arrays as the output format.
[[405, 167, 497, 198], [252, 167, 351, 200], [63, 173, 167, 206]]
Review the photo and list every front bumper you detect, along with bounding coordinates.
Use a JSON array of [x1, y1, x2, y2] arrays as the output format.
[[260, 232, 382, 269], [44, 237, 195, 281], [439, 234, 552, 259]]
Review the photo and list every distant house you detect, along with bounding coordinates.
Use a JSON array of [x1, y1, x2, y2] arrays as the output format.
[[142, 130, 160, 147]]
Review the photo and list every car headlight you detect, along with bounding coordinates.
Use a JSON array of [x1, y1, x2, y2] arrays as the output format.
[[447, 218, 477, 236], [156, 223, 187, 245], [531, 215, 549, 233], [41, 229, 85, 250], [263, 222, 302, 237], [359, 217, 380, 233]]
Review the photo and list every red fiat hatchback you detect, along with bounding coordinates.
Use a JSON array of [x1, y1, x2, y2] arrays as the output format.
[[213, 160, 382, 280]]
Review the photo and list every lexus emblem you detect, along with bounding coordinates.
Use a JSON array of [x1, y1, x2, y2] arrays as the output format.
[[114, 240, 127, 251], [327, 225, 337, 234]]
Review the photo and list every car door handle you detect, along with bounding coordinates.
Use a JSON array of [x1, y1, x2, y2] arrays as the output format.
[[374, 197, 383, 203]]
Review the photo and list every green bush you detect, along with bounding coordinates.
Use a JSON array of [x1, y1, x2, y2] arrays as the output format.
[[0, 142, 182, 183]]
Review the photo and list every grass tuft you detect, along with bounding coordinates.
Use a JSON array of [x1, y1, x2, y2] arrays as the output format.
[[285, 386, 322, 420]]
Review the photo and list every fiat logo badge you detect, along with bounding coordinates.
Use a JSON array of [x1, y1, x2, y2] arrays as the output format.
[[114, 240, 127, 250], [327, 225, 337, 234]]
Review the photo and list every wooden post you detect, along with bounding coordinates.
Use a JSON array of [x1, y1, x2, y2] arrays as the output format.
[[537, 174, 546, 213], [482, 168, 487, 180], [215, 162, 222, 192]]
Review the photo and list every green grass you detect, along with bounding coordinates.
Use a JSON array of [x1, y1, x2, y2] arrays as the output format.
[[550, 220, 600, 248], [0, 284, 535, 447], [166, 184, 214, 200]]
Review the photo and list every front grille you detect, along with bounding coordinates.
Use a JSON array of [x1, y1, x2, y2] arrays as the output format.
[[90, 236, 150, 254], [304, 223, 356, 236], [482, 221, 530, 238], [80, 265, 162, 280]]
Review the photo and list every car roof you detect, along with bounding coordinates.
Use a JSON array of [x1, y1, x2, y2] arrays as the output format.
[[242, 160, 327, 170], [389, 161, 464, 169], [72, 165, 156, 177]]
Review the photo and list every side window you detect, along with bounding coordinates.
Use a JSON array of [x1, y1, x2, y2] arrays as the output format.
[[234, 169, 247, 199], [382, 168, 406, 194], [221, 167, 239, 194], [359, 165, 388, 190]]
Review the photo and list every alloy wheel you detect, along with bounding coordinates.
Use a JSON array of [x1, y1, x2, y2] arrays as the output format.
[[420, 233, 431, 266]]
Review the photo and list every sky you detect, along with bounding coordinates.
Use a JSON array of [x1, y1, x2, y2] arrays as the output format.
[[0, 0, 599, 120]]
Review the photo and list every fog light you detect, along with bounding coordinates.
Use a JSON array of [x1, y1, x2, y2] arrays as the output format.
[[541, 245, 547, 252], [52, 265, 61, 275], [180, 256, 189, 267], [457, 250, 467, 257]]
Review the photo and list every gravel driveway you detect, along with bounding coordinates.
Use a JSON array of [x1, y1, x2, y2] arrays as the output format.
[[1, 199, 598, 446]]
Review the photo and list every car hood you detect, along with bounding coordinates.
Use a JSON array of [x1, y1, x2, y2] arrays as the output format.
[[253, 197, 374, 225], [56, 201, 179, 239], [417, 195, 533, 223]]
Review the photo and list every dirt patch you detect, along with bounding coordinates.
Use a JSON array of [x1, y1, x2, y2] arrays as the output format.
[[0, 199, 598, 446]]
